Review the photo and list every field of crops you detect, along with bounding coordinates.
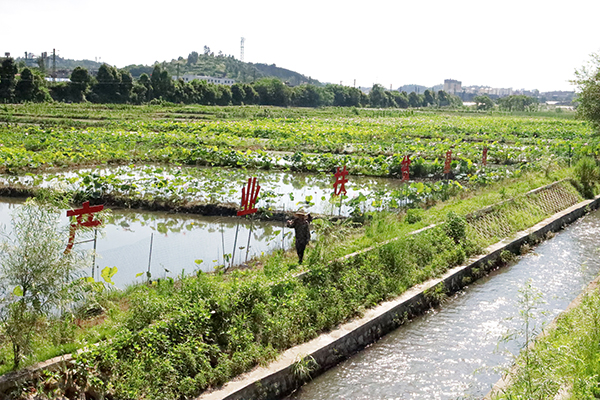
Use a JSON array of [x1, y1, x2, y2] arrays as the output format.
[[0, 104, 595, 216]]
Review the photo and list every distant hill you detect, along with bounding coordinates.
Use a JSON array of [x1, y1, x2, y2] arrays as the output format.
[[13, 54, 103, 77], [397, 84, 443, 93], [123, 52, 320, 86], [250, 63, 319, 86], [12, 51, 320, 86]]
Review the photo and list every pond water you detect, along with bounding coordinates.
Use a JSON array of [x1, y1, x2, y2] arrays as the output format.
[[0, 198, 293, 289], [1, 165, 408, 216], [287, 210, 600, 399]]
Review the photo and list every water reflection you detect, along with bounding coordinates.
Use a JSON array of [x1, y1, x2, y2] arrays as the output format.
[[0, 165, 404, 216], [0, 198, 293, 289], [288, 211, 600, 400]]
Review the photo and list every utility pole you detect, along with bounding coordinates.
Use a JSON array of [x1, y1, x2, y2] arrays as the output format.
[[52, 48, 56, 81], [240, 37, 245, 62], [176, 63, 180, 80], [354, 79, 356, 88], [39, 52, 47, 75]]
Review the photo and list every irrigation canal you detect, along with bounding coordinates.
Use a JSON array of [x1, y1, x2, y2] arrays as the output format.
[[0, 198, 293, 289], [286, 209, 600, 400]]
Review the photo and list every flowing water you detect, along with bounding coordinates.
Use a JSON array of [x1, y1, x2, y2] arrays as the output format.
[[0, 198, 293, 289], [287, 210, 600, 400]]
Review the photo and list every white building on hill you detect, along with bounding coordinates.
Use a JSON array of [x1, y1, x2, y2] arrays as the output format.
[[175, 75, 235, 85]]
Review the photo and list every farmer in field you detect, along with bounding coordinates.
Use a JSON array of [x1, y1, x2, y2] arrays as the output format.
[[287, 211, 313, 264]]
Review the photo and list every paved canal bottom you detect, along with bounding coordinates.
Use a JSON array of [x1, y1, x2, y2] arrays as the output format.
[[287, 210, 600, 400]]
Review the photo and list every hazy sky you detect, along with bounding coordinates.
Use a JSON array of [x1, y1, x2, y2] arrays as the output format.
[[2, 0, 599, 92]]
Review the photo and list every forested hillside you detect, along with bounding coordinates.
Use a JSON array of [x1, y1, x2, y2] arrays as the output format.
[[124, 51, 318, 86]]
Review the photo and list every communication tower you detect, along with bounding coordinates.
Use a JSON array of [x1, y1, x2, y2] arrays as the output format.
[[240, 37, 245, 62]]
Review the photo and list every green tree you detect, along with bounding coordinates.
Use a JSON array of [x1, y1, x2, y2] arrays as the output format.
[[14, 68, 50, 103], [231, 83, 245, 105], [0, 200, 87, 369], [497, 95, 538, 112], [0, 57, 18, 102], [573, 53, 600, 133], [392, 91, 409, 108], [242, 83, 259, 104], [48, 82, 70, 102], [448, 93, 463, 108], [91, 64, 122, 103], [437, 90, 450, 106], [292, 84, 332, 107], [119, 69, 134, 102], [473, 95, 494, 110], [138, 73, 152, 101], [423, 89, 436, 106], [150, 65, 173, 100], [327, 84, 347, 106], [325, 84, 363, 107], [408, 91, 422, 108], [368, 84, 389, 108], [69, 66, 92, 102], [253, 78, 291, 106], [216, 85, 232, 106], [187, 51, 199, 65]]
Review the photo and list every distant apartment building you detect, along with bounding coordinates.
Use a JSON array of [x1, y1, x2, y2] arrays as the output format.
[[176, 74, 235, 85], [443, 79, 462, 94], [463, 86, 513, 97]]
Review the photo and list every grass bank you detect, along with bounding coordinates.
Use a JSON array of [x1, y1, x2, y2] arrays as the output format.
[[491, 279, 600, 399]]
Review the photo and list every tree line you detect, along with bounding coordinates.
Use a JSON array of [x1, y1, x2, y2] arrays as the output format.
[[473, 94, 541, 112], [0, 57, 462, 109]]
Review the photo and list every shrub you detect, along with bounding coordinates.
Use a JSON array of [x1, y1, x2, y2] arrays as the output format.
[[443, 211, 467, 244], [0, 199, 87, 369], [574, 157, 599, 198]]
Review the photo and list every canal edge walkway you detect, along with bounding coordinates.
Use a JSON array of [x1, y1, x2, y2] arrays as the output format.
[[196, 193, 600, 400]]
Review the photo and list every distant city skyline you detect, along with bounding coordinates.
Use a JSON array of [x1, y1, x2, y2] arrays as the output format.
[[2, 0, 599, 93]]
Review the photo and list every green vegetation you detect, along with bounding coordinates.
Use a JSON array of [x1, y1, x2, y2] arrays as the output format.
[[573, 157, 600, 198], [0, 106, 594, 179], [123, 50, 316, 86], [0, 104, 596, 399], [2, 54, 466, 109], [492, 284, 600, 399], [0, 199, 88, 369], [0, 172, 584, 400], [574, 52, 600, 134]]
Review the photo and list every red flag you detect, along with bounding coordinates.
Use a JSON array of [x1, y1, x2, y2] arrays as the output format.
[[443, 150, 452, 174], [65, 201, 104, 253], [401, 155, 411, 182], [237, 177, 261, 216], [333, 166, 349, 196]]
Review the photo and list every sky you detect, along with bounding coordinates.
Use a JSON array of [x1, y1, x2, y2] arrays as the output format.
[[2, 0, 599, 92]]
